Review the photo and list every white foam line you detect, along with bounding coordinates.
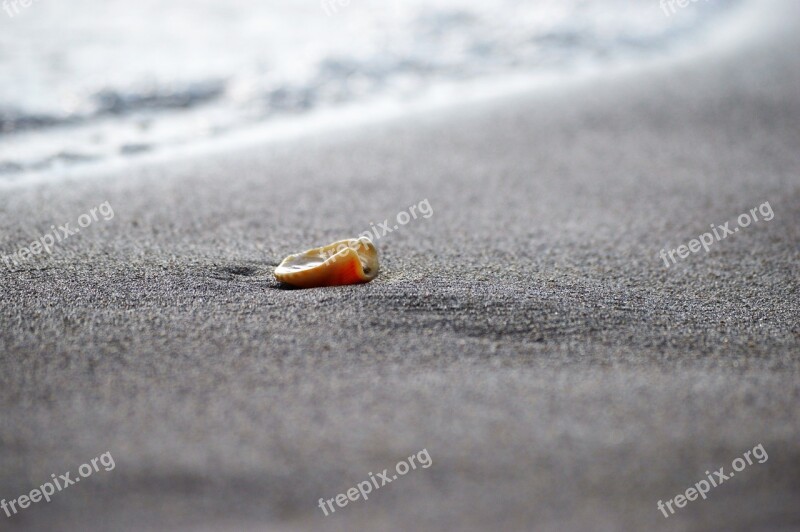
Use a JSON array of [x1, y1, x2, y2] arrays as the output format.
[[0, 0, 776, 190]]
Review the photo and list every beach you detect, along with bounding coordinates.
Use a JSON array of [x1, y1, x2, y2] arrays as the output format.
[[1, 1, 799, 530]]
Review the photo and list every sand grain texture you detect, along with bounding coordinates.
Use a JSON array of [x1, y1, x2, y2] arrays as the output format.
[[1, 4, 799, 531]]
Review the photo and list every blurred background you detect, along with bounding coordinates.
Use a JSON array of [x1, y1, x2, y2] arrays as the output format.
[[0, 0, 738, 179]]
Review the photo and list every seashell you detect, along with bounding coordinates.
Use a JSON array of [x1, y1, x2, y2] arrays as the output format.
[[274, 238, 379, 288]]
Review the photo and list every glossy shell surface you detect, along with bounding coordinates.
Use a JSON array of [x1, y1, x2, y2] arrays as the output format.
[[274, 238, 378, 288]]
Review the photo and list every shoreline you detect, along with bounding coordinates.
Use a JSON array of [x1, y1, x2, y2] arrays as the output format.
[[0, 0, 764, 191]]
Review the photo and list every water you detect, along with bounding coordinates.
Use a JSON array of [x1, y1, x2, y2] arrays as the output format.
[[0, 0, 741, 178]]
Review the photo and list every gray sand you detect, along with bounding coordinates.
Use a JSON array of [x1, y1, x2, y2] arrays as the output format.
[[1, 3, 799, 531]]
